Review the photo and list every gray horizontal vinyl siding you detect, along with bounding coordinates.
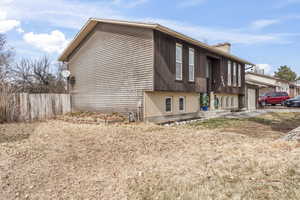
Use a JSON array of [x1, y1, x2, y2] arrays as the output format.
[[68, 23, 154, 114]]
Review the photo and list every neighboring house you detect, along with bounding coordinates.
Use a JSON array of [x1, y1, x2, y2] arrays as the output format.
[[58, 18, 254, 123], [245, 72, 290, 96], [296, 80, 300, 96], [290, 81, 300, 98], [245, 71, 300, 109]]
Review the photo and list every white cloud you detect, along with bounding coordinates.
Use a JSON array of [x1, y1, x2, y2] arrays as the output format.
[[127, 0, 148, 8], [1, 0, 117, 29], [0, 0, 144, 30], [0, 0, 299, 58], [0, 0, 13, 6], [0, 11, 7, 20], [177, 0, 206, 7], [249, 15, 300, 31], [0, 19, 20, 33], [23, 30, 69, 53], [16, 27, 24, 33], [251, 19, 280, 30], [0, 10, 20, 33], [144, 18, 291, 45], [112, 0, 148, 8]]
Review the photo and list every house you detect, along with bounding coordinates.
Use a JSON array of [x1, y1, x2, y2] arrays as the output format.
[[58, 18, 254, 123], [246, 72, 290, 96], [289, 80, 300, 98], [245, 71, 300, 109]]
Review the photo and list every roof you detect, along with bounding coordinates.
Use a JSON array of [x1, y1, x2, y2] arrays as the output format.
[[58, 18, 255, 65], [246, 72, 291, 83], [246, 80, 277, 88]]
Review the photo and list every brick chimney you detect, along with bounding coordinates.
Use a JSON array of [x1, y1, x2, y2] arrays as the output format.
[[213, 42, 231, 53]]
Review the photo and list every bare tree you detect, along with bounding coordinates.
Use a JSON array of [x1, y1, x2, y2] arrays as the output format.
[[55, 61, 68, 92], [0, 34, 17, 122], [0, 35, 66, 94], [12, 58, 35, 92], [12, 56, 67, 93], [0, 34, 14, 82]]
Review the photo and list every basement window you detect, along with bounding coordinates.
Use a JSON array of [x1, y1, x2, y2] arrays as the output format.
[[179, 96, 186, 112], [165, 97, 173, 113]]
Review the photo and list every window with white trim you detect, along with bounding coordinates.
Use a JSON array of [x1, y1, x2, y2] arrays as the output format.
[[188, 48, 195, 82], [238, 64, 242, 87], [233, 62, 237, 87], [165, 97, 172, 112], [179, 96, 185, 112], [227, 61, 231, 86], [176, 43, 183, 80]]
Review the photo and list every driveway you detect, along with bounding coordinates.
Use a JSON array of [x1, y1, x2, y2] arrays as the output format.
[[224, 106, 300, 119]]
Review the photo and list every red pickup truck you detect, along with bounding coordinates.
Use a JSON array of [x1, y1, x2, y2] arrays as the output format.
[[258, 92, 290, 106]]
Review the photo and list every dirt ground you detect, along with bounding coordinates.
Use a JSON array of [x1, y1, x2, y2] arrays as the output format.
[[1, 112, 300, 200]]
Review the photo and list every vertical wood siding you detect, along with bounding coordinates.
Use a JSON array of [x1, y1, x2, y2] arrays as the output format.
[[154, 31, 207, 93], [216, 58, 245, 95], [153, 31, 245, 95], [68, 23, 154, 114]]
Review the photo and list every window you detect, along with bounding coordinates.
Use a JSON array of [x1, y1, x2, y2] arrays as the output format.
[[206, 60, 211, 78], [233, 62, 237, 87], [179, 97, 185, 112], [176, 43, 183, 80], [165, 97, 172, 112], [189, 48, 195, 82], [238, 64, 242, 87], [275, 93, 282, 97], [277, 92, 288, 97], [271, 92, 277, 97], [227, 61, 231, 86]]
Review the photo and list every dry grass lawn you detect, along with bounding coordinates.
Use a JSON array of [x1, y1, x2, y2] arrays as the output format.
[[1, 112, 300, 200]]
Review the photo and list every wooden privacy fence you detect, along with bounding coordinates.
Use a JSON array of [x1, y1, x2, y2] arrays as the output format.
[[1, 93, 71, 122]]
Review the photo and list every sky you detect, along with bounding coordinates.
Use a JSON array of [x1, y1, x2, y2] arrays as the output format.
[[1, 0, 300, 75]]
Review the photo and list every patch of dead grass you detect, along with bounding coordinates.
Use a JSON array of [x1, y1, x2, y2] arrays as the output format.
[[0, 116, 300, 199], [186, 112, 300, 139]]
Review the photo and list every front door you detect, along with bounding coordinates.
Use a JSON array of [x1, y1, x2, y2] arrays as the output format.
[[206, 57, 221, 93]]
